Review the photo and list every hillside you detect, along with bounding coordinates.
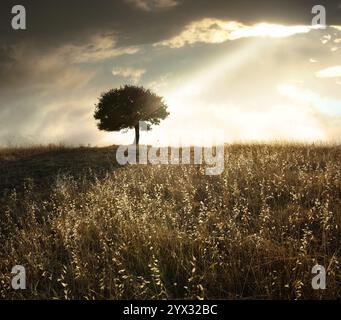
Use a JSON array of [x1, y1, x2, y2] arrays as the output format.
[[0, 144, 340, 299], [0, 145, 120, 196]]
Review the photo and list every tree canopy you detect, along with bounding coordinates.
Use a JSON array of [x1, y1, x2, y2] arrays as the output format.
[[94, 85, 169, 144]]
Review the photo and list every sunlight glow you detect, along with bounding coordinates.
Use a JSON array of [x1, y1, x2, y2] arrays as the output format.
[[230, 23, 311, 39], [157, 39, 326, 145], [316, 65, 341, 78], [157, 19, 313, 47]]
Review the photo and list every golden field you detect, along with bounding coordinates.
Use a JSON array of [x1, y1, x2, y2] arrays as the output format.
[[0, 144, 340, 299]]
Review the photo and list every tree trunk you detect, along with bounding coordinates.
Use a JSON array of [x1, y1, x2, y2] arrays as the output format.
[[134, 124, 140, 145]]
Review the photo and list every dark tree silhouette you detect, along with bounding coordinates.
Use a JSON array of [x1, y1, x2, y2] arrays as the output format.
[[94, 85, 169, 145]]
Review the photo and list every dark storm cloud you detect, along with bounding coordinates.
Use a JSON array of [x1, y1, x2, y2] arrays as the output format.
[[0, 0, 340, 88], [1, 0, 341, 47]]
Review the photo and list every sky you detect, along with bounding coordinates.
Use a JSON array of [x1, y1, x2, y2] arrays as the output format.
[[0, 0, 341, 146]]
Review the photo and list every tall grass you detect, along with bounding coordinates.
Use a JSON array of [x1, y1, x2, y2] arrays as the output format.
[[0, 144, 340, 299]]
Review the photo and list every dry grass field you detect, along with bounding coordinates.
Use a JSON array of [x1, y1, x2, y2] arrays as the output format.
[[0, 143, 340, 299]]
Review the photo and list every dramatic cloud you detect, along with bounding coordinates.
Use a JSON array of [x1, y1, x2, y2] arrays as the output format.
[[112, 67, 146, 83], [278, 84, 341, 117], [0, 35, 141, 94], [156, 18, 313, 48], [59, 35, 140, 64], [316, 65, 341, 78], [126, 0, 178, 11], [331, 25, 341, 30]]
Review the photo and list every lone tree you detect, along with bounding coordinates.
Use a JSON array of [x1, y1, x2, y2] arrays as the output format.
[[94, 85, 169, 145]]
